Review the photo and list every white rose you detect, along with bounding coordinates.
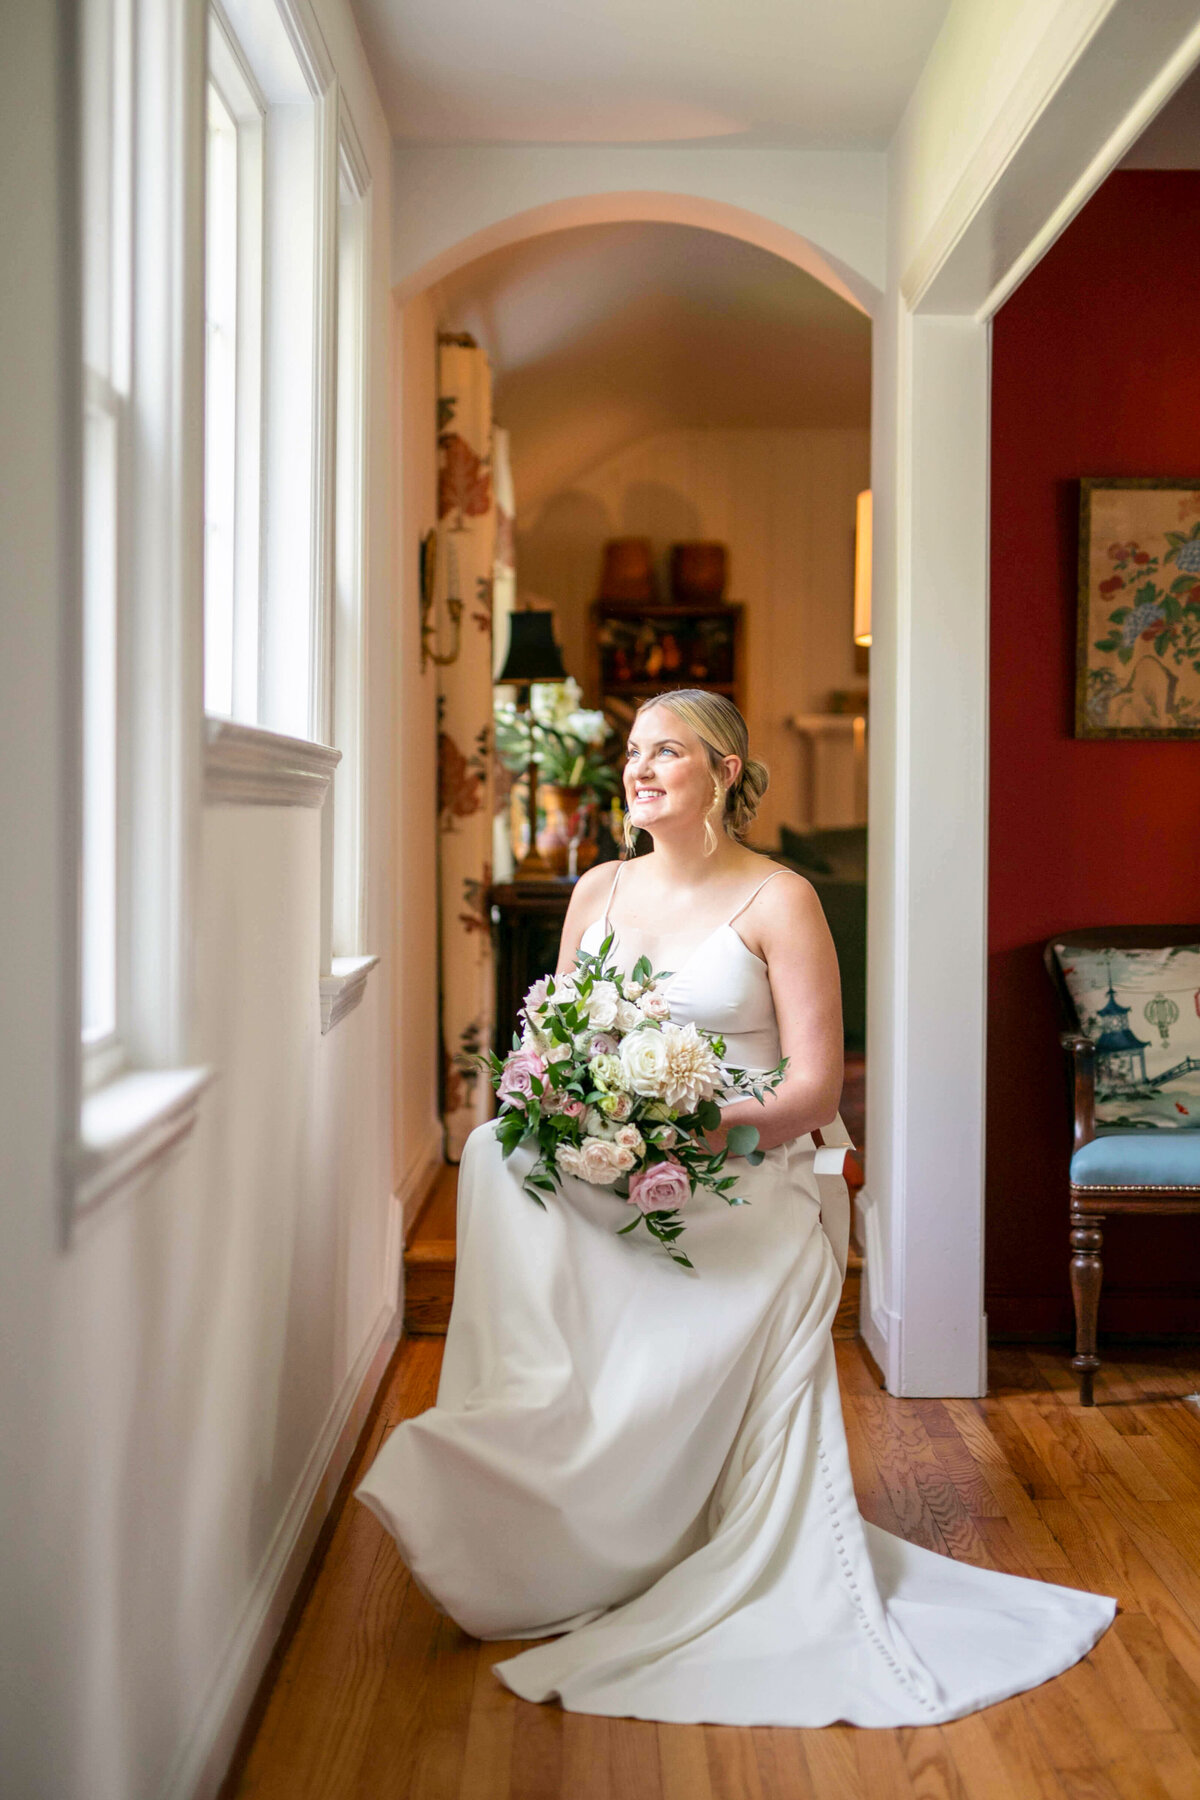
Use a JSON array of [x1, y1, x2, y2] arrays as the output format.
[[637, 990, 672, 1020], [545, 1040, 573, 1064], [583, 980, 619, 1030], [579, 1136, 625, 1186], [624, 979, 644, 1000], [556, 1143, 586, 1179], [619, 1027, 671, 1099], [612, 1144, 637, 1173], [614, 1123, 643, 1153], [614, 998, 642, 1032]]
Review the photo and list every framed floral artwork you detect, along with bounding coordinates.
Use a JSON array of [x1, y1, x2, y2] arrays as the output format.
[[1077, 477, 1200, 738]]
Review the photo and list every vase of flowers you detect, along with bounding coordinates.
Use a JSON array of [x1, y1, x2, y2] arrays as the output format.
[[496, 678, 618, 876]]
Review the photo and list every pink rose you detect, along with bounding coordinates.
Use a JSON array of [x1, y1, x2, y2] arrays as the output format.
[[497, 1047, 545, 1105], [561, 1097, 586, 1119], [627, 1159, 691, 1214], [590, 1032, 619, 1057]]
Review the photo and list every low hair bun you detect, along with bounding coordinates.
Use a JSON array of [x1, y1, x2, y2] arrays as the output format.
[[728, 756, 769, 839]]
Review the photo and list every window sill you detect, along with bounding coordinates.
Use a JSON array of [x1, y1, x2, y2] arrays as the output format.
[[77, 1065, 214, 1220], [319, 954, 380, 1034], [204, 717, 341, 808]]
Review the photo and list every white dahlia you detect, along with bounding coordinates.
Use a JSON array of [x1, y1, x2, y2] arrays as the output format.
[[633, 1029, 719, 1108]]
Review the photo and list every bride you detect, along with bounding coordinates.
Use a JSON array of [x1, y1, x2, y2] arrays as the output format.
[[356, 689, 1115, 1727]]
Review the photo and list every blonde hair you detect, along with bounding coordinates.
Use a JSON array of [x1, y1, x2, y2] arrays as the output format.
[[623, 689, 769, 854]]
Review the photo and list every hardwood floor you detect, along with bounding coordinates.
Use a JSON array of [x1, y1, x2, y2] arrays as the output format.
[[225, 1335, 1200, 1800]]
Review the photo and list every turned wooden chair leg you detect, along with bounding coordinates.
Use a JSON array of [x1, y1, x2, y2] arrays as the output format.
[[1069, 1209, 1104, 1406]]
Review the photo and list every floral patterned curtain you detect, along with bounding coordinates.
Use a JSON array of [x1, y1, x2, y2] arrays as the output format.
[[491, 427, 517, 882], [435, 337, 496, 1159]]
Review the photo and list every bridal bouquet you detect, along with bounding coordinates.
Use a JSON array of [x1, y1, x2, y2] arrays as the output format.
[[485, 931, 786, 1268]]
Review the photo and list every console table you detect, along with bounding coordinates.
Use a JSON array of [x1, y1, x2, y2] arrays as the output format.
[[489, 878, 578, 1052]]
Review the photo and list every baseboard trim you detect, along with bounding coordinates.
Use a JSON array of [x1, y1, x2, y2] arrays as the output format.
[[397, 1124, 445, 1244], [161, 1292, 401, 1800]]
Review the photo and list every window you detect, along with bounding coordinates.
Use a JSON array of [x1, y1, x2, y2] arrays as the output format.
[[331, 141, 368, 959], [203, 11, 263, 720], [80, 0, 131, 1082], [202, 0, 330, 743], [317, 117, 378, 1032], [72, 0, 212, 1226]]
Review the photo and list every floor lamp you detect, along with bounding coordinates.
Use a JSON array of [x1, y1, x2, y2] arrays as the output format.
[[495, 610, 568, 879]]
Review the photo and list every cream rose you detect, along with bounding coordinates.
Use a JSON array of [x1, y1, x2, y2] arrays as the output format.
[[578, 1136, 626, 1186], [556, 1143, 586, 1179], [582, 979, 619, 1030], [637, 990, 672, 1021], [618, 1026, 671, 1099], [614, 998, 642, 1032], [598, 1091, 633, 1122], [614, 1123, 643, 1153]]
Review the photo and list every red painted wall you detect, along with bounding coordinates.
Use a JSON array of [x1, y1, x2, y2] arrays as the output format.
[[988, 171, 1200, 1339]]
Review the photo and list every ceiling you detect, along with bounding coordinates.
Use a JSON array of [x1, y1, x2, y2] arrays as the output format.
[[352, 0, 950, 148], [428, 221, 871, 511]]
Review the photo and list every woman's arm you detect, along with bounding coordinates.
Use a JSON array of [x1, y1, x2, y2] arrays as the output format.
[[554, 860, 618, 978], [708, 870, 844, 1154]]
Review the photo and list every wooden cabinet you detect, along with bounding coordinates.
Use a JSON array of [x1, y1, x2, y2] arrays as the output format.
[[590, 600, 744, 718], [488, 879, 576, 1053]]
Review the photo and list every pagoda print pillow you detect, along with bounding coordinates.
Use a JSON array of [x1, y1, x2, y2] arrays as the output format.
[[1054, 944, 1200, 1130]]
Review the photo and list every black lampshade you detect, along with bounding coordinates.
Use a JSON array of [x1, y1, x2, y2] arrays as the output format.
[[496, 610, 568, 685]]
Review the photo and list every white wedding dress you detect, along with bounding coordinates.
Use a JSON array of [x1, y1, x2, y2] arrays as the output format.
[[356, 868, 1115, 1727]]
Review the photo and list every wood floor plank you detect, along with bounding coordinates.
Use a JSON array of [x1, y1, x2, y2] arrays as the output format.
[[507, 1686, 564, 1800], [455, 1643, 517, 1800], [610, 1717, 662, 1800], [749, 1727, 815, 1800], [561, 1708, 612, 1800], [658, 1722, 715, 1800], [703, 1724, 765, 1800]]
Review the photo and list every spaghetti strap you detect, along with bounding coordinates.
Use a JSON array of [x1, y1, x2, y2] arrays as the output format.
[[601, 860, 625, 933], [725, 868, 783, 928]]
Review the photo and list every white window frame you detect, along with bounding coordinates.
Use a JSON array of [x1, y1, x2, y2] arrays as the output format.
[[200, 0, 338, 749], [318, 108, 377, 1033], [69, 0, 212, 1236], [203, 11, 265, 722]]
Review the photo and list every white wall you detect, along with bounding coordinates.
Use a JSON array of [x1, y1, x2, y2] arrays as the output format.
[[0, 3, 410, 1797], [392, 146, 887, 308], [518, 426, 869, 846]]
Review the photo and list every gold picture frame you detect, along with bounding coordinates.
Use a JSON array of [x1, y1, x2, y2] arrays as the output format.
[[1076, 477, 1200, 738]]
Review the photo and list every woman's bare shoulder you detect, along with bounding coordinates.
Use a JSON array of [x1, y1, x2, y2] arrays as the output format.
[[563, 857, 621, 922], [758, 863, 824, 925]]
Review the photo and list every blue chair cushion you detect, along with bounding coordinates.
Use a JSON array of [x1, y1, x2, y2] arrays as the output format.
[[1071, 1130, 1200, 1188]]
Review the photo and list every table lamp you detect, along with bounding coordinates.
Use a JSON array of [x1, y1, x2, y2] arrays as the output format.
[[495, 610, 568, 878]]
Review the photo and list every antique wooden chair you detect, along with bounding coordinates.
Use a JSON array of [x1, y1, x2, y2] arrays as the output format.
[[1045, 925, 1200, 1405]]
